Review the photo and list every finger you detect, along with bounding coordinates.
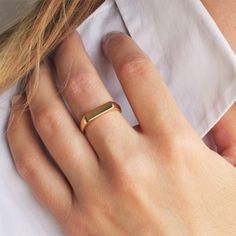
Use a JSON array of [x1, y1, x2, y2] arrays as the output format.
[[103, 32, 191, 136], [26, 61, 98, 185], [7, 95, 72, 222], [54, 32, 136, 159], [211, 103, 236, 167]]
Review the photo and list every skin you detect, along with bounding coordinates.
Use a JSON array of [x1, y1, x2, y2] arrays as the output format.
[[201, 0, 236, 52], [6, 1, 236, 235], [201, 0, 236, 165], [7, 31, 236, 235]]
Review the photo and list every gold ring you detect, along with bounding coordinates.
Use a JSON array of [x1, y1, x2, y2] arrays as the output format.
[[80, 101, 121, 133]]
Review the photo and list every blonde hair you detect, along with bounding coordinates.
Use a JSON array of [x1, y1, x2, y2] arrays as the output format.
[[0, 0, 104, 95]]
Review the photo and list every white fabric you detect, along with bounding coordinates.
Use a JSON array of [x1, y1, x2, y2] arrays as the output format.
[[0, 0, 236, 235]]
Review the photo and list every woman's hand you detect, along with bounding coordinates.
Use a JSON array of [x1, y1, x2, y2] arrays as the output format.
[[201, 0, 236, 167], [7, 32, 236, 235], [210, 105, 236, 166]]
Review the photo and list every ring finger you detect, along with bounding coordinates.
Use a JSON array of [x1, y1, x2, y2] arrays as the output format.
[[54, 32, 135, 159]]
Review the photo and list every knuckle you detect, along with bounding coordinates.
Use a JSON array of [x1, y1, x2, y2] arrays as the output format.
[[67, 71, 99, 97], [34, 107, 62, 136], [106, 33, 129, 51], [119, 54, 153, 78], [161, 134, 197, 164]]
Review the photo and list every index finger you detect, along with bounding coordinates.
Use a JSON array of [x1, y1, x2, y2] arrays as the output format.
[[103, 32, 191, 136]]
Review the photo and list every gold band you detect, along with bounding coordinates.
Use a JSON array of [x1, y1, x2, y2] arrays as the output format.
[[80, 101, 121, 133]]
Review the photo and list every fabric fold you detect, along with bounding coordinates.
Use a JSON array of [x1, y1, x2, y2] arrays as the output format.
[[115, 0, 236, 137]]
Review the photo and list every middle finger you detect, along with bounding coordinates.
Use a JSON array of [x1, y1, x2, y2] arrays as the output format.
[[27, 61, 98, 185]]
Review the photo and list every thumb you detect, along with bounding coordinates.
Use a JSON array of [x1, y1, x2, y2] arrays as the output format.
[[211, 103, 236, 167]]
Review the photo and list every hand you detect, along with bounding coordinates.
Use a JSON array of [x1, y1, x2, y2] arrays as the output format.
[[210, 104, 236, 166], [7, 32, 236, 236], [200, 0, 236, 167]]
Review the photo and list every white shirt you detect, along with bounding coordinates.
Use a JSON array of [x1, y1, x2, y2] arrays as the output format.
[[0, 0, 236, 235]]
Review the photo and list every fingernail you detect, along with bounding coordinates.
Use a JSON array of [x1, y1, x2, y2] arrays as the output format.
[[102, 31, 123, 49], [11, 94, 22, 107]]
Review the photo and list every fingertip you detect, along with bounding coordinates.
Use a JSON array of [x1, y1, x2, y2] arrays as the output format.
[[55, 31, 81, 63], [102, 31, 127, 55]]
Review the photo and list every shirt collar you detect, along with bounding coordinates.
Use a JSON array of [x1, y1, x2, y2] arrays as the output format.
[[115, 0, 236, 136]]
